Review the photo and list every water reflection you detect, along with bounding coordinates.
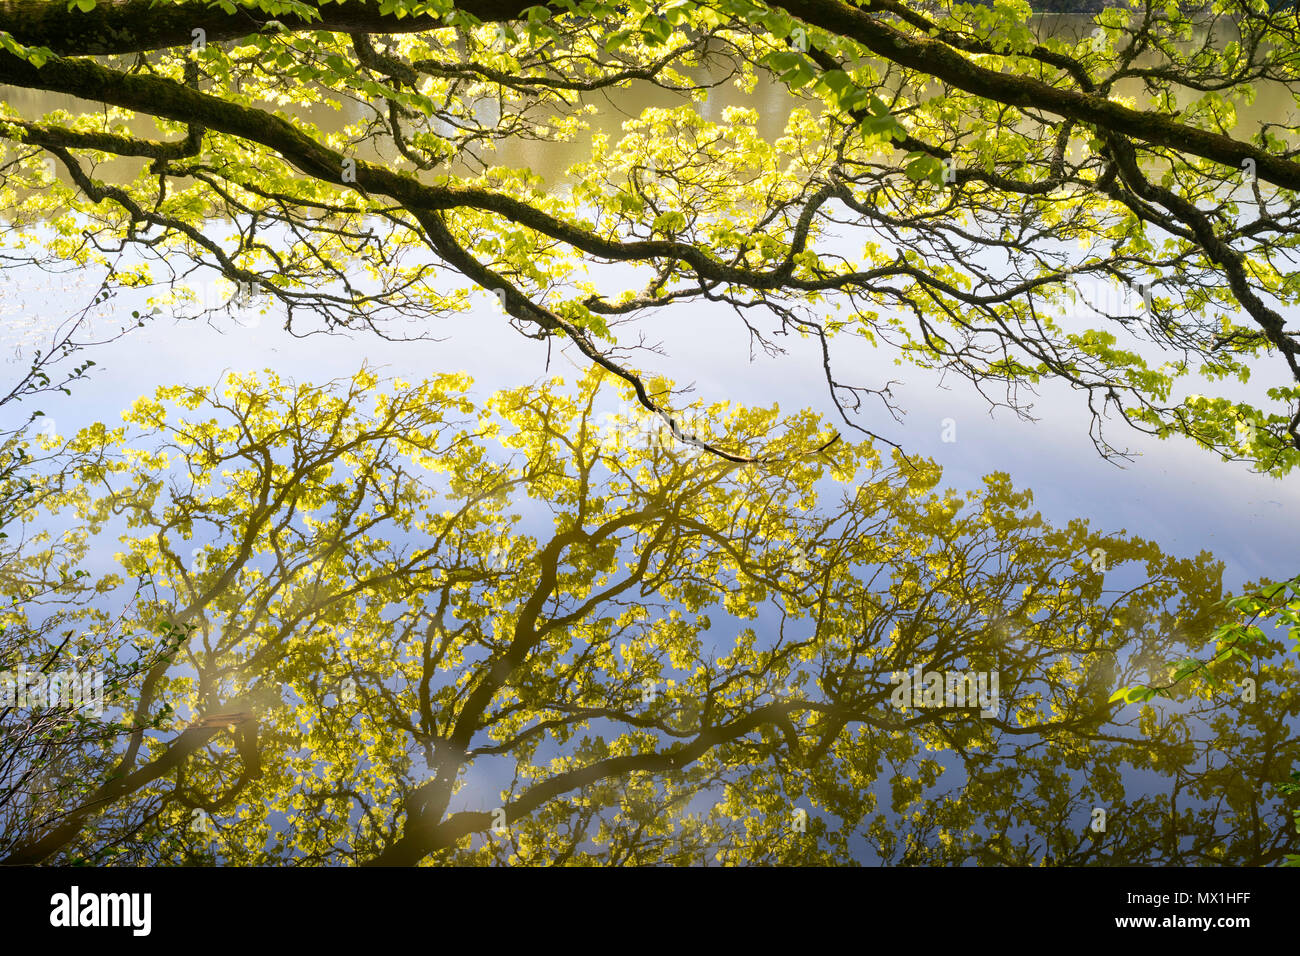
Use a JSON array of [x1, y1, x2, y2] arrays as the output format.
[[2, 6, 1297, 868], [1, 366, 1294, 864]]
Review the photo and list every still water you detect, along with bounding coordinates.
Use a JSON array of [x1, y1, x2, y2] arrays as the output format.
[[0, 12, 1297, 864]]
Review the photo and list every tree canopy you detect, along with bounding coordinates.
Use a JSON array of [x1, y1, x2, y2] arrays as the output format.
[[2, 0, 1300, 470], [1, 366, 1296, 865], [2, 0, 1299, 870]]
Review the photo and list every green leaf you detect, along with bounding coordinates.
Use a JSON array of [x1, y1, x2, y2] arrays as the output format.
[[819, 69, 853, 96], [904, 155, 942, 182], [765, 50, 816, 88]]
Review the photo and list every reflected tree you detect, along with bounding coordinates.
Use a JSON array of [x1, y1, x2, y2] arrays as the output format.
[[0, 365, 1294, 865]]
